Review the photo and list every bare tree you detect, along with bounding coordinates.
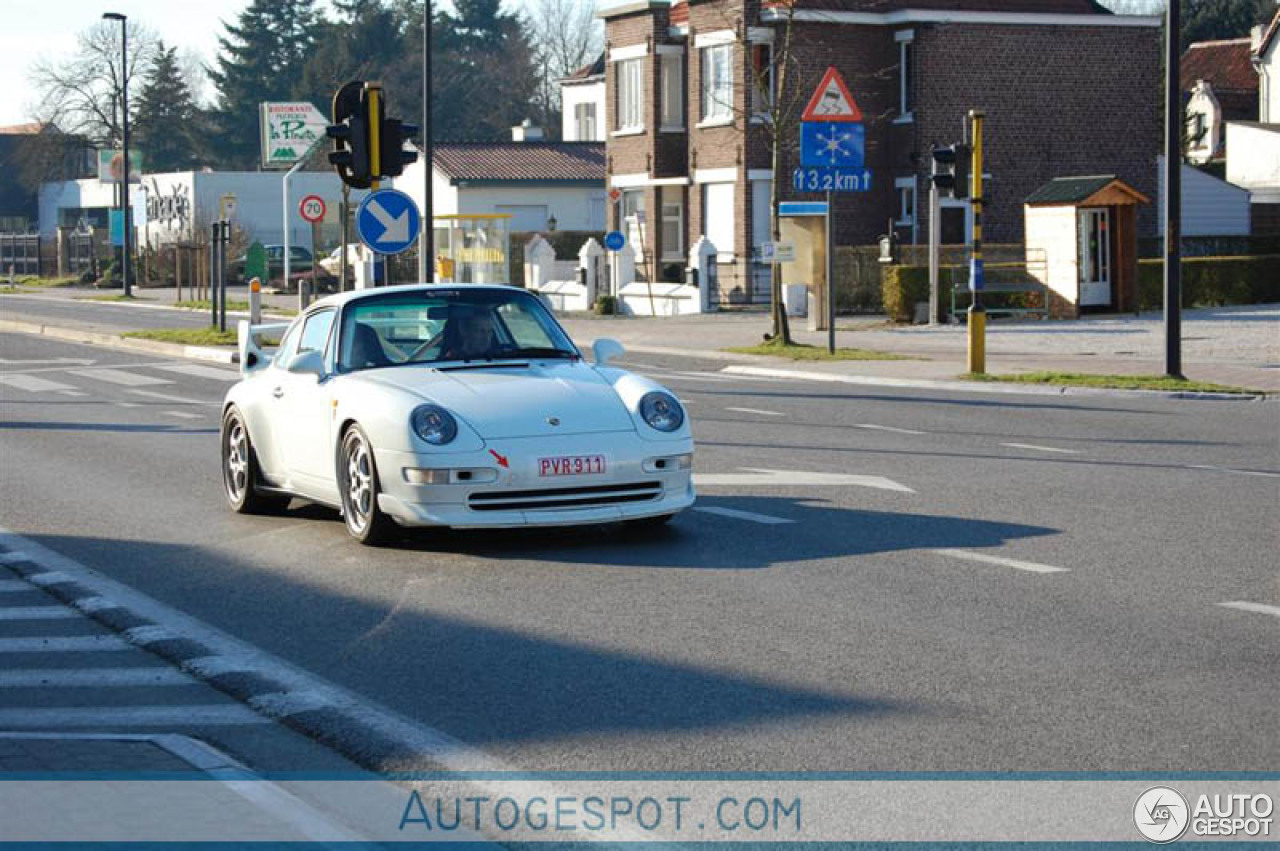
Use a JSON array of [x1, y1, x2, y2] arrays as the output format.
[[523, 0, 604, 132], [28, 19, 158, 148]]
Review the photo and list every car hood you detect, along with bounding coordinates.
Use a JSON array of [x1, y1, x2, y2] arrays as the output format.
[[356, 361, 636, 438]]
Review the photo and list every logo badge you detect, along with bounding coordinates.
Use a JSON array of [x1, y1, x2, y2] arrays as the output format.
[[546, 416, 560, 426], [1134, 786, 1190, 843]]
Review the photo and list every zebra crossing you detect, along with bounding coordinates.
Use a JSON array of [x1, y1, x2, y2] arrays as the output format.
[[0, 359, 237, 420]]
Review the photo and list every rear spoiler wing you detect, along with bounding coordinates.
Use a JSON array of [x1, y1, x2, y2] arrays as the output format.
[[237, 319, 290, 376]]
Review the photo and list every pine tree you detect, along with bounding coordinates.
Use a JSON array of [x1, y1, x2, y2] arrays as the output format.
[[299, 0, 405, 111], [208, 0, 323, 168], [132, 43, 199, 173]]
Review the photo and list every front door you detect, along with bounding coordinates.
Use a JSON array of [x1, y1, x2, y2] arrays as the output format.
[[280, 309, 338, 498], [1078, 208, 1111, 307]]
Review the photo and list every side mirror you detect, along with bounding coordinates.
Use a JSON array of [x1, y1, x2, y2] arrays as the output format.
[[287, 349, 326, 377], [592, 338, 625, 366]]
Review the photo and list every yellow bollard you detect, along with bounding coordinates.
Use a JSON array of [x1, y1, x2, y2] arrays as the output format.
[[249, 277, 261, 325], [967, 109, 987, 375]]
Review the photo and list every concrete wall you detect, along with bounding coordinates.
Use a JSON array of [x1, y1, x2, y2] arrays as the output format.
[[1225, 123, 1280, 204], [1024, 204, 1078, 306]]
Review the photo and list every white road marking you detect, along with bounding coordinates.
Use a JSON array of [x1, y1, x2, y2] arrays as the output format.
[[152, 363, 239, 381], [164, 410, 203, 420], [693, 506, 795, 525], [0, 374, 77, 393], [248, 690, 334, 717], [694, 467, 915, 493], [725, 406, 786, 417], [0, 606, 80, 621], [71, 367, 172, 387], [0, 551, 30, 564], [0, 580, 33, 593], [854, 423, 926, 435], [0, 667, 195, 687], [1000, 442, 1081, 455], [932, 548, 1071, 574], [1218, 601, 1280, 619], [0, 357, 95, 366], [0, 705, 271, 728], [129, 389, 208, 405], [0, 635, 132, 652], [1187, 465, 1280, 479], [57, 390, 88, 397], [113, 402, 142, 408]]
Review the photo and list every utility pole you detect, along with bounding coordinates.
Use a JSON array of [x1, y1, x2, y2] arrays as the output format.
[[1164, 0, 1183, 378], [103, 12, 131, 297]]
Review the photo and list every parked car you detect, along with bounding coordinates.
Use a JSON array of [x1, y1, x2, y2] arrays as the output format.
[[318, 244, 365, 278], [221, 284, 695, 544], [227, 245, 313, 283]]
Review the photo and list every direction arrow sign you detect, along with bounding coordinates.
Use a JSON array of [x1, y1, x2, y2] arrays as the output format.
[[801, 67, 863, 122], [356, 189, 421, 256]]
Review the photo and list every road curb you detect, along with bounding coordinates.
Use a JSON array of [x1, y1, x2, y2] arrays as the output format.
[[0, 318, 236, 365], [720, 365, 1268, 401]]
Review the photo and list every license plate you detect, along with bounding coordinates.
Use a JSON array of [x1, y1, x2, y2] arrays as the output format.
[[538, 454, 606, 477]]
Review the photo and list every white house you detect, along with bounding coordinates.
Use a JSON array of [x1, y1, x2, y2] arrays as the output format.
[[559, 55, 605, 142], [1254, 10, 1279, 123], [1181, 38, 1257, 164], [395, 136, 606, 233], [39, 170, 359, 248], [1157, 155, 1252, 237]]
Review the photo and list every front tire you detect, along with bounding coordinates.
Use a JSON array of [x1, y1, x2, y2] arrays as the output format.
[[221, 407, 289, 514], [338, 425, 397, 546]]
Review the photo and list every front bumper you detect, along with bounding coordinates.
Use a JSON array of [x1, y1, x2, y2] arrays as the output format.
[[374, 432, 695, 528]]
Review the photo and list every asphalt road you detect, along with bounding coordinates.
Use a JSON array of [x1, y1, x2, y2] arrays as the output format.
[[1, 329, 1277, 774]]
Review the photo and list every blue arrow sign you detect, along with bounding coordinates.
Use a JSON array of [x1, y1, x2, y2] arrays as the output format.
[[800, 121, 865, 168], [603, 230, 626, 252], [792, 167, 873, 194], [356, 189, 421, 256]]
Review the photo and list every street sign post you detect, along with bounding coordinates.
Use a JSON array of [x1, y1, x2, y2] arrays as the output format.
[[357, 188, 421, 257], [603, 230, 626, 252], [299, 195, 326, 224], [798, 66, 866, 353]]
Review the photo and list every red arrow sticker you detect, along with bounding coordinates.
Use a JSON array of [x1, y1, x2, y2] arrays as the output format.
[[489, 449, 510, 468]]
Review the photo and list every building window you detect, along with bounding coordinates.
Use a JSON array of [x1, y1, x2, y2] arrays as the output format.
[[751, 43, 774, 115], [575, 102, 597, 140], [701, 44, 733, 123], [616, 58, 643, 132], [895, 178, 916, 226], [661, 189, 684, 260], [661, 53, 684, 130], [897, 30, 914, 120], [1188, 111, 1207, 148]]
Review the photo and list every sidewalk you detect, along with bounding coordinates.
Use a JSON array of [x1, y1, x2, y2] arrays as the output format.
[[4, 284, 1277, 394]]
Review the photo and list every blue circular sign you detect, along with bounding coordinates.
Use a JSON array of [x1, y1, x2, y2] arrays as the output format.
[[604, 230, 626, 252], [356, 189, 421, 256]]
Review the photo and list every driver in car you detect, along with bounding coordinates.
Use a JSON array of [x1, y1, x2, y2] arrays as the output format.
[[442, 309, 499, 360]]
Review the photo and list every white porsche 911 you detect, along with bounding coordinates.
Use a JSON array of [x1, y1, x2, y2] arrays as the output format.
[[220, 284, 695, 544]]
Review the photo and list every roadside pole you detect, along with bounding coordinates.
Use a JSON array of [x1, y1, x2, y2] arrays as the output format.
[[826, 190, 835, 354], [966, 110, 986, 375], [249, 277, 261, 325], [209, 224, 218, 328], [340, 186, 350, 292], [1164, 0, 1183, 377], [928, 183, 940, 325], [218, 221, 229, 333], [283, 137, 325, 312]]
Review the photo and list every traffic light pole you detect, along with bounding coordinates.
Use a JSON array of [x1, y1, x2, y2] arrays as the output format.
[[1164, 1, 1183, 378], [928, 182, 940, 325], [966, 110, 986, 375]]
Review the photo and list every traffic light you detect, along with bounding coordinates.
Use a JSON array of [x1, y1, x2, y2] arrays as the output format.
[[327, 111, 372, 190], [378, 119, 419, 178], [930, 143, 971, 199]]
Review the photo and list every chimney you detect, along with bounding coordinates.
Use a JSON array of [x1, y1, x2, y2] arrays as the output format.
[[511, 118, 544, 142]]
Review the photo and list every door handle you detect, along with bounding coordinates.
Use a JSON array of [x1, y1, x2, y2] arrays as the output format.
[[272, 387, 284, 399]]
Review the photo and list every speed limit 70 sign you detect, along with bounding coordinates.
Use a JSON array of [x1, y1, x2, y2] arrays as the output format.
[[299, 195, 326, 223]]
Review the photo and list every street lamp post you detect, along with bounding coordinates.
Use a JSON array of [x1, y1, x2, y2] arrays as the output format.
[[103, 12, 131, 297]]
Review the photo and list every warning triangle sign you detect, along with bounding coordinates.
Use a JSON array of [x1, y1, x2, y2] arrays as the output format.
[[801, 67, 863, 122]]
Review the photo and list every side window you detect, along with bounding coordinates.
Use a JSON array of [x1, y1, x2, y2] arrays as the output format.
[[272, 320, 303, 368], [297, 310, 336, 362]]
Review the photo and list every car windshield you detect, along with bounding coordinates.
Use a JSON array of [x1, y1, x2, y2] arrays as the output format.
[[336, 288, 579, 373]]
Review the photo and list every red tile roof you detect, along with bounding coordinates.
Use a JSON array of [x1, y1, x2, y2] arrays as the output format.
[[432, 143, 604, 183], [671, 0, 689, 25], [561, 54, 605, 82], [1181, 38, 1257, 93]]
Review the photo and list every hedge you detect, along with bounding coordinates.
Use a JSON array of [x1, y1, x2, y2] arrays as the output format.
[[881, 265, 956, 322], [1137, 255, 1280, 310]]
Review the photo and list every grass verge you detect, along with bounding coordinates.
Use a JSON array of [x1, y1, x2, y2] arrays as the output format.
[[962, 371, 1263, 395], [122, 328, 239, 346], [725, 341, 915, 361], [13, 275, 79, 288], [175, 298, 251, 312]]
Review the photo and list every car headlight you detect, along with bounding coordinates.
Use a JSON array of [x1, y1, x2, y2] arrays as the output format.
[[639, 391, 684, 432], [411, 404, 457, 445]]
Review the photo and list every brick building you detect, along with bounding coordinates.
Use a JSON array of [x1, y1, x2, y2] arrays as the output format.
[[597, 0, 1161, 303]]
